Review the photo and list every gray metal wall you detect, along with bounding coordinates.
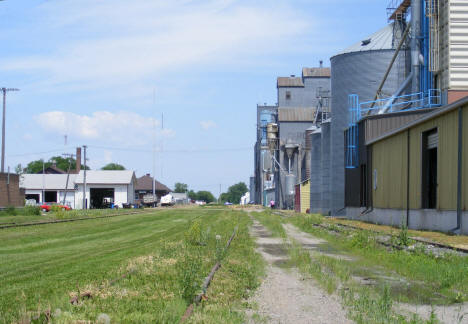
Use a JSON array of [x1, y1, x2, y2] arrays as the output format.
[[249, 176, 255, 204], [329, 49, 406, 215], [303, 77, 331, 108], [320, 121, 331, 215], [310, 130, 322, 213], [278, 87, 307, 107], [278, 77, 330, 108]]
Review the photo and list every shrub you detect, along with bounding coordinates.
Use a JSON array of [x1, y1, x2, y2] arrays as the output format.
[[5, 206, 17, 216], [22, 205, 41, 216]]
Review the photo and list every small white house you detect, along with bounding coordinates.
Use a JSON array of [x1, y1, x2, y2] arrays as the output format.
[[74, 170, 136, 209], [20, 174, 77, 208]]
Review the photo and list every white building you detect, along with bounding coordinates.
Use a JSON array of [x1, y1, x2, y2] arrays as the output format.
[[74, 170, 136, 209], [21, 174, 77, 208], [20, 170, 137, 209]]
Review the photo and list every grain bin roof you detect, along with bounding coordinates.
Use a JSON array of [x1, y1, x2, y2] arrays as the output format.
[[277, 77, 304, 88], [20, 174, 77, 190], [278, 108, 315, 121], [302, 67, 331, 78], [334, 23, 395, 57], [75, 170, 135, 184]]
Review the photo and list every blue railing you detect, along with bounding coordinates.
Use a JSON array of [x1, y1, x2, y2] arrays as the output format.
[[345, 89, 442, 168], [346, 95, 359, 169]]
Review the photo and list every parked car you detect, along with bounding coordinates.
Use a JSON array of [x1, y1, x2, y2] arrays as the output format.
[[40, 202, 72, 212]]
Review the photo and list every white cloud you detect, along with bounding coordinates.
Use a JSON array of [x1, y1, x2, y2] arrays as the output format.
[[200, 120, 217, 130], [35, 110, 174, 145], [0, 0, 310, 91]]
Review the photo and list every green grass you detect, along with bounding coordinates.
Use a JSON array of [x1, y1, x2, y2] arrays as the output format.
[[0, 207, 264, 323]]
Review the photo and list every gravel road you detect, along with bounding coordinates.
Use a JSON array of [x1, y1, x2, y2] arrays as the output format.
[[247, 218, 351, 324]]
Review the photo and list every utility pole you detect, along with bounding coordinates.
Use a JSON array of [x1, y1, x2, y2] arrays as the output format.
[[62, 153, 75, 205], [1, 88, 19, 173], [82, 145, 87, 209]]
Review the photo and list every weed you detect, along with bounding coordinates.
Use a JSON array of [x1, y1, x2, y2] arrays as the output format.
[[5, 206, 17, 215], [349, 230, 374, 249], [395, 222, 410, 247], [22, 205, 41, 216], [184, 220, 203, 245]]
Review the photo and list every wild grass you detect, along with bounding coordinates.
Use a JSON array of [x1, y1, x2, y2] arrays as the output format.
[[287, 213, 468, 305], [0, 208, 264, 323]]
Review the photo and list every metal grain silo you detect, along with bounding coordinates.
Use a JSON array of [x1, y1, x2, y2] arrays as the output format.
[[329, 22, 407, 215], [320, 120, 331, 215], [309, 127, 321, 213]]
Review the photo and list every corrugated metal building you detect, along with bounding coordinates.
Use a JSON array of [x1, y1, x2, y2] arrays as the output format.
[[355, 97, 468, 233], [300, 179, 311, 213], [345, 109, 435, 214]]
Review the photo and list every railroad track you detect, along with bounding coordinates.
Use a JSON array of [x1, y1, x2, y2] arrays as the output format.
[[0, 210, 155, 230], [274, 210, 468, 254]]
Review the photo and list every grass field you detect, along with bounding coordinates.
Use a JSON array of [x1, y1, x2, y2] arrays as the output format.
[[0, 207, 263, 323]]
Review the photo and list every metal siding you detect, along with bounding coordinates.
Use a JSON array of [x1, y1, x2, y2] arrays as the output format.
[[278, 108, 315, 122], [300, 180, 310, 213], [320, 122, 331, 214], [364, 112, 430, 144], [440, 0, 468, 91], [409, 110, 458, 210], [463, 104, 468, 210], [310, 131, 322, 212], [372, 132, 408, 209]]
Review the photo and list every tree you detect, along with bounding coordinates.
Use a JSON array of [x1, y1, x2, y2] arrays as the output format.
[[195, 191, 215, 203], [174, 183, 188, 193], [15, 164, 24, 175], [220, 182, 248, 204], [101, 163, 125, 170], [187, 190, 197, 200], [23, 156, 88, 173]]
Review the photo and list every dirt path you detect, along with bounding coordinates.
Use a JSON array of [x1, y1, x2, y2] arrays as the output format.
[[247, 217, 351, 324]]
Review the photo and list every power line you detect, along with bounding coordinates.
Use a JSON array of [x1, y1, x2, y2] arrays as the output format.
[[7, 149, 65, 158], [86, 145, 252, 153]]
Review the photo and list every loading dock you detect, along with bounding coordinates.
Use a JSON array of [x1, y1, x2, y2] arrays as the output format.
[[90, 188, 115, 209], [44, 191, 57, 203]]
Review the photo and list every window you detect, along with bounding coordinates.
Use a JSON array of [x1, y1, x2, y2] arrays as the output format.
[[285, 91, 291, 100]]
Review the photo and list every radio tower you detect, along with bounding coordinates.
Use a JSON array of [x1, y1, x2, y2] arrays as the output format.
[[1, 87, 20, 173]]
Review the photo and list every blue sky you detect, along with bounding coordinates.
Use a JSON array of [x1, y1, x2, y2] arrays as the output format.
[[0, 0, 388, 195]]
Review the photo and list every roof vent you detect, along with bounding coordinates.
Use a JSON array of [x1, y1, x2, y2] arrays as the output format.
[[319, 60, 323, 68], [361, 39, 371, 46]]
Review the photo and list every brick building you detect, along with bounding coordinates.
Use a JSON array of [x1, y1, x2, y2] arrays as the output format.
[[0, 173, 25, 207]]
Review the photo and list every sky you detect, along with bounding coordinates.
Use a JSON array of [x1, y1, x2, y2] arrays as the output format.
[[0, 0, 389, 195]]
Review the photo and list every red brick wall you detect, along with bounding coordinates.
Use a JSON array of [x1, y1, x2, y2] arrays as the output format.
[[0, 173, 25, 207]]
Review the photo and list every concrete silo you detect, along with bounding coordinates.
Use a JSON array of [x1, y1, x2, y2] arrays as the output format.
[[329, 22, 407, 215]]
